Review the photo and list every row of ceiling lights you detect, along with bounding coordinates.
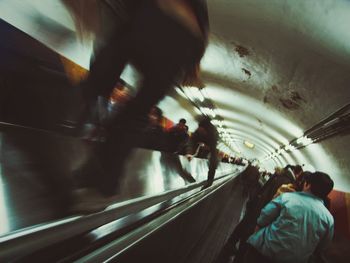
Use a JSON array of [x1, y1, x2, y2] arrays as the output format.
[[262, 103, 350, 162]]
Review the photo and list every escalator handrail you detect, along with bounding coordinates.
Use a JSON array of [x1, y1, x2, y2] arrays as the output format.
[[0, 170, 241, 261], [77, 172, 240, 263]]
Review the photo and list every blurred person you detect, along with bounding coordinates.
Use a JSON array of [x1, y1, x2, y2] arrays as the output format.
[[147, 106, 163, 132], [71, 0, 209, 212], [62, 0, 135, 52], [216, 164, 261, 263], [240, 164, 261, 198], [233, 157, 244, 166], [142, 106, 166, 150], [80, 80, 132, 142], [185, 116, 218, 189], [221, 154, 229, 163], [167, 118, 189, 153], [108, 80, 132, 117], [244, 172, 334, 263]]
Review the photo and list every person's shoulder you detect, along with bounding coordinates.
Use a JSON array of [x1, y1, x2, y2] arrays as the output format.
[[281, 191, 297, 197], [278, 191, 303, 201], [321, 205, 334, 224]]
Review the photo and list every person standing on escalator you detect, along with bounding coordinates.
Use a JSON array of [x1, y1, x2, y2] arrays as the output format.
[[244, 172, 334, 263], [185, 116, 218, 189], [219, 165, 302, 263]]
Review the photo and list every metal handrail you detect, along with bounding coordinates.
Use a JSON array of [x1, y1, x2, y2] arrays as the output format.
[[77, 173, 239, 263], [0, 120, 243, 260], [0, 170, 239, 261]]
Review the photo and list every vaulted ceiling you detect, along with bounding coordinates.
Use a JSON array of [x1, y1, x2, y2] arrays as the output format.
[[201, 0, 350, 191], [1, 0, 349, 191]]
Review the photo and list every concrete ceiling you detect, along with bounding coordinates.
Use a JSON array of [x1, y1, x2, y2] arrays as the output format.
[[164, 0, 350, 191], [1, 0, 350, 191]]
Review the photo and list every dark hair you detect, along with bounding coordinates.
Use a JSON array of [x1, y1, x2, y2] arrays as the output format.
[[295, 171, 311, 191], [198, 116, 212, 128], [285, 164, 303, 174], [292, 165, 303, 174], [179, 118, 186, 124], [304, 172, 334, 199]]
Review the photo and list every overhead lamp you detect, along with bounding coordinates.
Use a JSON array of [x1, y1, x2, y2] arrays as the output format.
[[212, 119, 224, 127], [211, 119, 219, 126], [244, 140, 255, 149], [217, 127, 226, 133], [296, 136, 313, 146], [279, 148, 286, 154], [200, 107, 215, 117], [210, 109, 217, 118], [285, 144, 296, 152], [190, 87, 205, 102]]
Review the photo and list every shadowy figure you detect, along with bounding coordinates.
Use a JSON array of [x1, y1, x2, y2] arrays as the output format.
[[215, 164, 261, 263], [69, 0, 209, 212], [142, 106, 166, 150], [167, 118, 189, 153], [185, 116, 218, 189]]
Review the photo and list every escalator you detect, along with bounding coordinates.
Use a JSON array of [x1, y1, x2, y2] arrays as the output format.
[[0, 121, 247, 263], [0, 166, 245, 262], [0, 17, 247, 262]]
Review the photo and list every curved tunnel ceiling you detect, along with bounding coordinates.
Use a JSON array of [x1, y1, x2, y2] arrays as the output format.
[[1, 0, 350, 191], [203, 0, 350, 192]]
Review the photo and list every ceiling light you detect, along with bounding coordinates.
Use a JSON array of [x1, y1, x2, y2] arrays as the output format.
[[296, 136, 313, 146], [244, 140, 255, 149], [285, 144, 296, 152]]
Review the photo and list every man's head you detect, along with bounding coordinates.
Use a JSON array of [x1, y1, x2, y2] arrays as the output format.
[[295, 171, 311, 191], [303, 172, 334, 199], [179, 118, 186, 125], [178, 118, 187, 129]]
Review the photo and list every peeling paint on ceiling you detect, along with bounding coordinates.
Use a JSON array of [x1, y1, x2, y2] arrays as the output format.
[[235, 45, 250, 57]]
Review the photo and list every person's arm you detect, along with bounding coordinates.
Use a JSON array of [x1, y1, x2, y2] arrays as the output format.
[[312, 222, 334, 262], [257, 195, 283, 228], [315, 222, 334, 253]]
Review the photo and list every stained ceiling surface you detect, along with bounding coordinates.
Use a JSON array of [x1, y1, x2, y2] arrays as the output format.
[[0, 0, 350, 191]]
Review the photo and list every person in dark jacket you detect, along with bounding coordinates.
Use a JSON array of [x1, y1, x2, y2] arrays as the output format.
[[185, 116, 218, 188], [167, 118, 189, 153]]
